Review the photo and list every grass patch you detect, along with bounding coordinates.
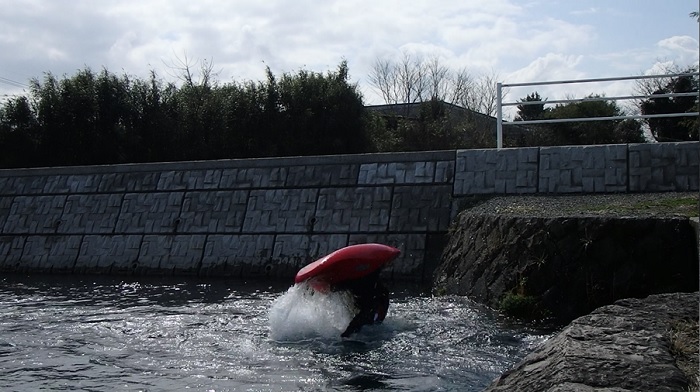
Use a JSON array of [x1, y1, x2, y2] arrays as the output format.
[[499, 275, 551, 320], [498, 292, 550, 320], [669, 319, 699, 391], [630, 197, 698, 214], [570, 196, 699, 217]]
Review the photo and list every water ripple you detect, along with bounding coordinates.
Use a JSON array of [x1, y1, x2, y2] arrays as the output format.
[[0, 275, 552, 391]]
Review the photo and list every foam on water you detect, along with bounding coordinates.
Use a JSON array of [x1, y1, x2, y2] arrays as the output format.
[[268, 282, 357, 341], [0, 275, 554, 391]]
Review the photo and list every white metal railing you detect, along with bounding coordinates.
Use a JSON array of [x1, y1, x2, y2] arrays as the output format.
[[495, 72, 700, 148]]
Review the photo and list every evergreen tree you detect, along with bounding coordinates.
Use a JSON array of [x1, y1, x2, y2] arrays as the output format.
[[516, 94, 645, 146], [0, 96, 39, 167], [276, 60, 368, 156], [640, 70, 698, 141], [0, 61, 373, 168], [515, 92, 547, 121]]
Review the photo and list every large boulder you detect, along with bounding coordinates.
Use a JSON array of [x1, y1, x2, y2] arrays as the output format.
[[484, 292, 699, 391], [434, 212, 698, 322]]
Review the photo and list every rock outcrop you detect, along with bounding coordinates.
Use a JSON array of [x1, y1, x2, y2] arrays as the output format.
[[484, 292, 699, 391], [433, 213, 698, 322]]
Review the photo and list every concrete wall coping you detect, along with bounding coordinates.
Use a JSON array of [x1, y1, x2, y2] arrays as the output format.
[[0, 150, 457, 178]]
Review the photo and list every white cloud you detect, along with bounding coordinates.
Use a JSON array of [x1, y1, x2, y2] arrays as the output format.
[[656, 35, 700, 67], [506, 53, 585, 86], [0, 0, 697, 110], [570, 7, 598, 16], [658, 35, 698, 53]]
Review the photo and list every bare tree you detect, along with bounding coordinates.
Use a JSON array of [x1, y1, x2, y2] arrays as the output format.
[[633, 62, 689, 113], [368, 58, 396, 104], [447, 68, 473, 106], [397, 52, 424, 103], [425, 56, 451, 101], [453, 69, 507, 117], [370, 52, 445, 104], [634, 68, 673, 97], [369, 52, 429, 104], [367, 53, 507, 116], [163, 52, 219, 88]]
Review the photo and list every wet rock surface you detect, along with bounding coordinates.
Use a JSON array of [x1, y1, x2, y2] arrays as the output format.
[[435, 193, 699, 322], [437, 193, 700, 391], [483, 292, 699, 392]]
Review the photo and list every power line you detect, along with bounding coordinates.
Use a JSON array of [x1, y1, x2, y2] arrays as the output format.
[[0, 76, 29, 89]]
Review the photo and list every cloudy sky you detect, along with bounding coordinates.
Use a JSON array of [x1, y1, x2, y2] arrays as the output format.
[[1, 0, 698, 116]]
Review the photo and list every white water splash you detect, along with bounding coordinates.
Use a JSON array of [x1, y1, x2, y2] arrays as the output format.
[[268, 283, 357, 341]]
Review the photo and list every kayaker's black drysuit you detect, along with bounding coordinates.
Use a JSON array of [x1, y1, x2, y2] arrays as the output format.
[[333, 270, 389, 338]]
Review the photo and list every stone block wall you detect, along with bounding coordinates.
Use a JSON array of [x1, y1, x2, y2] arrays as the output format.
[[453, 142, 698, 195], [0, 141, 697, 281], [0, 151, 455, 281], [454, 147, 539, 194], [629, 142, 700, 191], [539, 144, 628, 193]]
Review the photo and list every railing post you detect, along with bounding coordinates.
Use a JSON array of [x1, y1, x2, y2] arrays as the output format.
[[496, 82, 503, 149]]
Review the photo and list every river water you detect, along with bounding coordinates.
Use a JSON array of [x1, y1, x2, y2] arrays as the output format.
[[0, 275, 552, 391]]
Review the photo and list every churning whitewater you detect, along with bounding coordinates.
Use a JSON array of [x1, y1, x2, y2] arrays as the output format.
[[0, 275, 551, 391], [268, 282, 359, 341]]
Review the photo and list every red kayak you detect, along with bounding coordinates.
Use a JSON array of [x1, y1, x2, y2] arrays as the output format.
[[294, 243, 400, 290]]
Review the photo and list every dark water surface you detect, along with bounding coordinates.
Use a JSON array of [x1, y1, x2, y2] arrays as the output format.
[[0, 275, 551, 391]]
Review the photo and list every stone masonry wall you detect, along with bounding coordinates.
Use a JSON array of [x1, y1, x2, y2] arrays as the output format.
[[454, 142, 698, 195], [0, 142, 697, 281], [0, 151, 455, 281]]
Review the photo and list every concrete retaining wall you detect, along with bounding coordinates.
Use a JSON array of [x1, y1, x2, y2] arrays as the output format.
[[0, 142, 697, 281], [453, 142, 699, 194]]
